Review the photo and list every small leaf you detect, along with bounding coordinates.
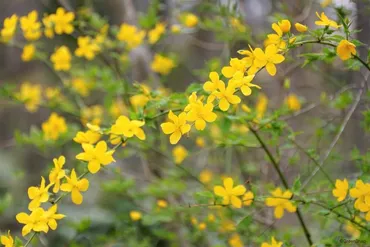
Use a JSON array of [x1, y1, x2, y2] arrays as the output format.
[[292, 176, 301, 193]]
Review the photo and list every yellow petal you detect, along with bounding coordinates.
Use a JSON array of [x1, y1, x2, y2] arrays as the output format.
[[22, 224, 33, 236], [223, 178, 234, 192], [195, 119, 206, 130], [28, 187, 38, 199], [16, 213, 30, 224], [221, 66, 235, 78], [266, 63, 277, 76], [88, 160, 101, 174], [170, 131, 182, 144], [71, 188, 83, 205], [241, 86, 252, 96], [219, 98, 230, 111], [231, 185, 246, 196], [214, 186, 227, 197], [230, 195, 242, 208], [78, 178, 89, 191], [161, 122, 176, 134], [274, 206, 284, 219]]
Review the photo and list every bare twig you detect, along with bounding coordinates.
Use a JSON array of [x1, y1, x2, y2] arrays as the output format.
[[301, 76, 367, 190]]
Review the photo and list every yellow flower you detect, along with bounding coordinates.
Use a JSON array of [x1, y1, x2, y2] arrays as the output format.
[[203, 71, 224, 93], [151, 54, 176, 75], [261, 237, 283, 247], [74, 130, 101, 144], [278, 19, 291, 33], [42, 113, 68, 140], [28, 177, 53, 211], [229, 233, 243, 247], [190, 216, 198, 225], [254, 44, 285, 76], [50, 46, 72, 71], [161, 111, 191, 144], [265, 188, 296, 219], [110, 100, 127, 119], [75, 36, 100, 60], [72, 78, 92, 97], [20, 11, 41, 41], [264, 23, 286, 50], [16, 208, 48, 236], [207, 213, 215, 222], [130, 211, 142, 221], [41, 205, 65, 230], [214, 177, 246, 208], [219, 219, 236, 233], [238, 46, 266, 74], [53, 7, 75, 35], [0, 231, 13, 247], [184, 92, 203, 113], [209, 81, 241, 111], [183, 13, 198, 28], [148, 22, 166, 44], [45, 87, 61, 100], [49, 156, 66, 193], [86, 123, 101, 132], [243, 191, 254, 206], [15, 82, 41, 112], [195, 137, 205, 147], [241, 104, 251, 113], [60, 169, 89, 205], [289, 36, 296, 44], [315, 12, 340, 29], [186, 101, 217, 130], [171, 24, 181, 33], [230, 18, 246, 33], [321, 0, 332, 8], [117, 23, 145, 49], [129, 84, 151, 109], [256, 93, 268, 120], [1, 14, 18, 42], [198, 222, 206, 231], [285, 93, 301, 111], [221, 58, 247, 78], [336, 40, 356, 61], [172, 145, 188, 164], [229, 71, 260, 96], [81, 105, 103, 126], [110, 115, 146, 141], [76, 141, 116, 174], [295, 22, 308, 33], [21, 44, 36, 62], [345, 217, 361, 238], [349, 180, 370, 220], [199, 169, 213, 184], [157, 199, 168, 208], [130, 94, 150, 109], [42, 14, 54, 38]]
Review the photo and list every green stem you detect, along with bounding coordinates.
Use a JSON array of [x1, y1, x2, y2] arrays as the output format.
[[294, 39, 370, 72], [247, 123, 313, 246], [24, 232, 37, 247]]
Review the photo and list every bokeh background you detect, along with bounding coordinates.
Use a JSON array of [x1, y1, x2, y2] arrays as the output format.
[[0, 0, 369, 246]]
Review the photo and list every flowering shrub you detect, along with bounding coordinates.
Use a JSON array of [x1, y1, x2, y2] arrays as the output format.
[[0, 1, 370, 246]]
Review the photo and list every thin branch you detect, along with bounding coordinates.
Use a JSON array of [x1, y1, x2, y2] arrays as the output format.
[[246, 123, 313, 246], [301, 77, 366, 190], [24, 232, 37, 247]]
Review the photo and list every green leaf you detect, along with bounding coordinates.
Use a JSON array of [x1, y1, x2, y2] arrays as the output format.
[[291, 176, 301, 193], [185, 83, 204, 94], [194, 191, 214, 203], [14, 237, 23, 247]]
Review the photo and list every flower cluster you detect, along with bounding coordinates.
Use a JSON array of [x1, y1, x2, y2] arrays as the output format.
[[1, 5, 369, 247]]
